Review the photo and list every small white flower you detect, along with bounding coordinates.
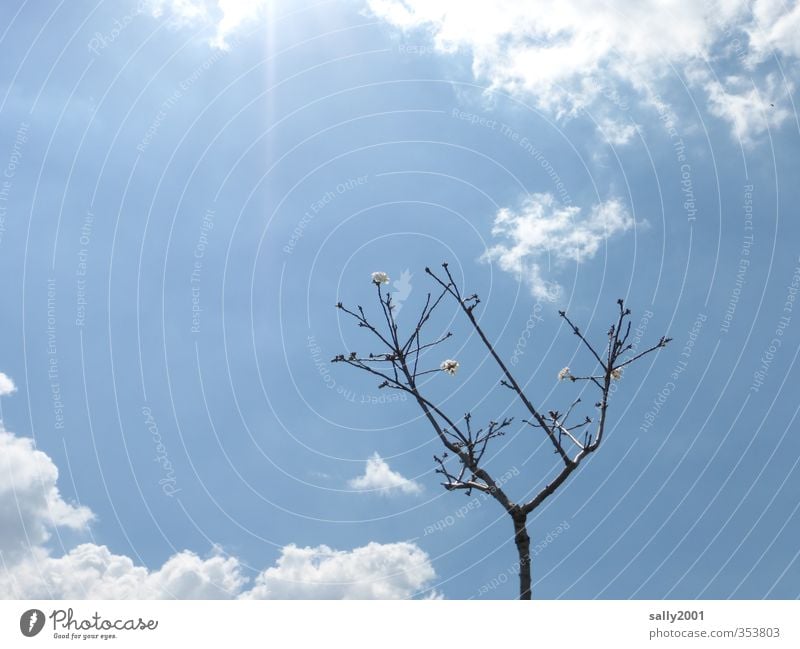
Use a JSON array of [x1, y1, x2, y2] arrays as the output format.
[[557, 367, 572, 381], [371, 271, 390, 285], [611, 367, 623, 380], [440, 359, 459, 376]]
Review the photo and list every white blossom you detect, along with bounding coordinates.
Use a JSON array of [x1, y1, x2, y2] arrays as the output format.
[[557, 367, 572, 381], [611, 367, 623, 380], [371, 271, 390, 285], [440, 359, 459, 376]]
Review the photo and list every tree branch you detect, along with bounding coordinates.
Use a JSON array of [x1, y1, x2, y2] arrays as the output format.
[[334, 266, 670, 598], [427, 264, 573, 467]]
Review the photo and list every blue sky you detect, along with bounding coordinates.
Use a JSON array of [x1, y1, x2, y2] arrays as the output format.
[[0, 0, 799, 599]]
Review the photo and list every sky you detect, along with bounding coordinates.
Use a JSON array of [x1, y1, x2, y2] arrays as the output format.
[[0, 0, 799, 600]]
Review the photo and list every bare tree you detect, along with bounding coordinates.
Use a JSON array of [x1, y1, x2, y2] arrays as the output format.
[[333, 263, 670, 599]]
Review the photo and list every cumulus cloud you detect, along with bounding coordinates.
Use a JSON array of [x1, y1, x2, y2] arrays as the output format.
[[242, 542, 435, 599], [1, 544, 246, 599], [0, 429, 94, 563], [140, 1, 798, 142], [483, 193, 634, 299], [703, 72, 794, 145], [0, 372, 16, 396], [366, 0, 798, 144], [746, 0, 800, 62], [367, 0, 738, 110], [144, 0, 267, 49], [210, 0, 266, 49], [348, 453, 423, 495], [1, 538, 435, 600], [0, 421, 435, 599], [597, 118, 638, 146], [144, 0, 210, 27]]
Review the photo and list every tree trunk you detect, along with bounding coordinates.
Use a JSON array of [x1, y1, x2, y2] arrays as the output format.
[[513, 512, 532, 600]]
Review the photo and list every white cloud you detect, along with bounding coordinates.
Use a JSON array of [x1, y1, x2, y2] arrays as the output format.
[[1, 538, 436, 600], [0, 418, 435, 599], [1, 544, 246, 599], [242, 542, 435, 599], [0, 372, 16, 396], [211, 0, 266, 49], [348, 453, 423, 495], [0, 429, 94, 563], [703, 72, 794, 145], [366, 0, 797, 143], [367, 0, 739, 110], [145, 0, 210, 24], [483, 193, 634, 299], [746, 0, 800, 62], [144, 0, 267, 49], [597, 118, 638, 146], [141, 1, 798, 143]]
